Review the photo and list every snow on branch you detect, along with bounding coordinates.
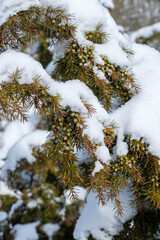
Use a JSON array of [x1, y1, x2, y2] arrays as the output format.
[[130, 22, 160, 42]]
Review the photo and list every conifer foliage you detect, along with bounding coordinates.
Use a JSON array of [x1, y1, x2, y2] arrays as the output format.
[[0, 1, 160, 239]]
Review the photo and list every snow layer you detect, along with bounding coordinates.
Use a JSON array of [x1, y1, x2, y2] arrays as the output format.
[[27, 200, 38, 209], [1, 0, 160, 239], [9, 199, 23, 218], [0, 116, 38, 161], [99, 0, 114, 9], [92, 160, 104, 176], [65, 186, 87, 205], [12, 221, 40, 240], [42, 223, 60, 239], [0, 181, 18, 196], [130, 22, 160, 42], [74, 191, 136, 240], [0, 0, 129, 68], [0, 0, 40, 25], [110, 44, 160, 157], [1, 130, 48, 179], [0, 211, 7, 222], [0, 50, 110, 174]]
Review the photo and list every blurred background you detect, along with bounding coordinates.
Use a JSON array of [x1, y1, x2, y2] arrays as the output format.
[[111, 0, 160, 50]]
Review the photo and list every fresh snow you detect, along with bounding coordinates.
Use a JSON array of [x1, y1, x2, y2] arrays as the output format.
[[0, 181, 18, 196], [0, 0, 40, 25], [27, 200, 38, 209], [74, 191, 136, 240], [0, 50, 110, 175], [9, 200, 23, 218], [12, 222, 40, 240], [42, 223, 60, 240], [130, 22, 160, 42], [99, 0, 114, 9], [64, 186, 87, 205], [0, 211, 8, 222], [92, 160, 104, 176], [1, 130, 48, 179], [0, 116, 38, 161], [110, 44, 160, 158]]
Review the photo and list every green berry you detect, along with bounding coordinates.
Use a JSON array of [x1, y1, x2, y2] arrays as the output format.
[[76, 123, 80, 128]]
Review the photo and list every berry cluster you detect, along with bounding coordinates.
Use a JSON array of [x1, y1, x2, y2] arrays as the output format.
[[126, 137, 160, 189], [85, 29, 106, 44], [66, 40, 95, 66], [127, 137, 147, 157], [103, 127, 115, 149], [51, 20, 73, 37], [111, 155, 136, 172], [97, 56, 133, 103], [50, 109, 84, 153]]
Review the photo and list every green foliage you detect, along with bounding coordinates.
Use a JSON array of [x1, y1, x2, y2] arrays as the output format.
[[54, 39, 112, 108], [3, 67, 114, 203], [35, 32, 53, 68], [0, 68, 62, 121], [88, 136, 160, 216], [99, 56, 138, 105], [41, 106, 103, 196], [136, 32, 160, 47], [55, 40, 138, 109], [10, 185, 60, 225], [0, 6, 75, 51], [0, 195, 17, 213], [114, 210, 160, 240], [0, 183, 84, 239], [1, 3, 160, 240], [85, 24, 107, 44]]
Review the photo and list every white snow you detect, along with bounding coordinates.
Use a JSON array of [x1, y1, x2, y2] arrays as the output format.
[[0, 117, 38, 161], [130, 22, 160, 42], [65, 186, 87, 205], [42, 223, 60, 239], [0, 50, 110, 176], [74, 191, 136, 240], [12, 221, 40, 240], [110, 44, 160, 158], [0, 0, 40, 25], [99, 0, 114, 9], [1, 0, 160, 239], [0, 181, 18, 196], [92, 160, 104, 176], [0, 0, 130, 175], [27, 200, 38, 209], [95, 145, 110, 164], [9, 199, 23, 218], [0, 211, 8, 222], [1, 130, 48, 179]]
